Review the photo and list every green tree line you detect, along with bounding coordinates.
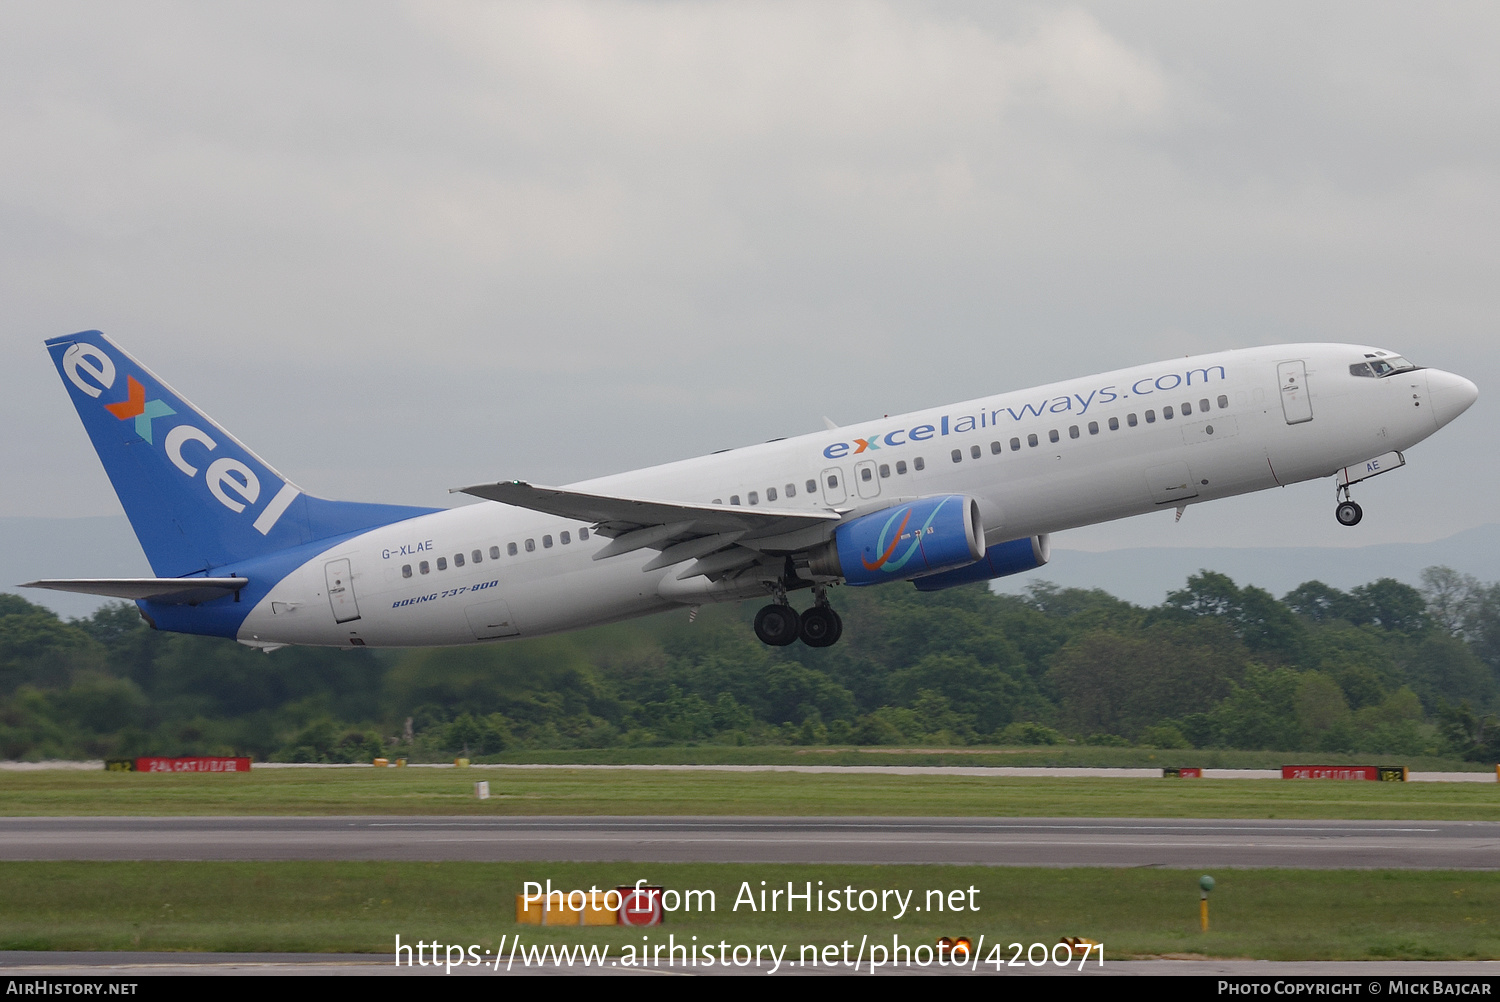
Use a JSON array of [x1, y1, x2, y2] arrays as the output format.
[[1, 566, 1497, 762]]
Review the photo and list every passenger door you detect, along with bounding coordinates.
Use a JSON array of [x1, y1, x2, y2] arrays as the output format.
[[325, 558, 361, 623], [1278, 360, 1313, 425]]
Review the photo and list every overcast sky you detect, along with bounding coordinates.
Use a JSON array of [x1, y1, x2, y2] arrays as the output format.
[[2, 1, 1494, 555]]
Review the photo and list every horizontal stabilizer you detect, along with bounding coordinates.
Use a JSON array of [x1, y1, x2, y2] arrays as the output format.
[[22, 577, 248, 604]]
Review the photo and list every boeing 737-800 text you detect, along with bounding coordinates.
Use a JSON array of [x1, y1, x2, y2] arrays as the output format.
[[25, 332, 1477, 649]]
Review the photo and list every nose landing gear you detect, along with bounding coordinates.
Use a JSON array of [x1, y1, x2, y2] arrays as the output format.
[[1335, 484, 1363, 526]]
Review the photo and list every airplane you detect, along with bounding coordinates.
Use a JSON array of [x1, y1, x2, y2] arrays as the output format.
[[24, 331, 1477, 650]]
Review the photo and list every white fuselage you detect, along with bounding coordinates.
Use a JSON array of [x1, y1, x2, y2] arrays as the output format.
[[236, 343, 1469, 648]]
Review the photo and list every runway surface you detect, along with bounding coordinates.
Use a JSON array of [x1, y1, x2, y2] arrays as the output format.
[[2, 816, 1497, 868]]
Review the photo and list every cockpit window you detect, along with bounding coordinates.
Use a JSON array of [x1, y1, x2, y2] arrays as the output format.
[[1351, 356, 1418, 378]]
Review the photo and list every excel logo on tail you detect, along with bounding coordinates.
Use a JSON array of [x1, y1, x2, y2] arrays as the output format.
[[60, 341, 300, 536], [104, 374, 176, 443]]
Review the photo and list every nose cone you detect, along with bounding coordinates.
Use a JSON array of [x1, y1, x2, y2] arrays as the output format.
[[1426, 369, 1479, 429]]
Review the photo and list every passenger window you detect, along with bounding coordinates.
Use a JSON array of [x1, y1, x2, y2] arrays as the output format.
[[579, 528, 589, 541], [561, 531, 571, 544], [1181, 402, 1192, 415], [826, 475, 839, 487], [951, 449, 963, 463], [1028, 433, 1039, 447], [507, 543, 518, 556], [748, 491, 759, 504], [436, 557, 447, 571], [402, 564, 412, 578], [1145, 410, 1156, 423], [1201, 398, 1211, 412], [1108, 417, 1119, 430], [490, 546, 500, 559], [472, 549, 482, 563], [913, 457, 925, 471], [1048, 429, 1060, 443], [712, 499, 722, 505], [730, 495, 741, 505], [895, 460, 907, 474], [785, 483, 796, 497], [525, 539, 535, 552], [806, 479, 817, 493], [453, 552, 464, 567], [990, 441, 1002, 454], [878, 464, 889, 478], [767, 487, 778, 501], [1217, 395, 1228, 409], [966, 444, 978, 459], [419, 560, 430, 574], [1068, 425, 1079, 439], [543, 535, 553, 548], [1088, 421, 1099, 435], [1010, 437, 1020, 451], [1127, 413, 1138, 427], [1163, 406, 1174, 420]]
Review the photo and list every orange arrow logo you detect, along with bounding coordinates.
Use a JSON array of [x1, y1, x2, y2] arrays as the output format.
[[104, 375, 146, 420]]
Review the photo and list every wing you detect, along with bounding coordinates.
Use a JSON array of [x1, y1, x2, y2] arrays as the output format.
[[23, 577, 248, 604], [455, 480, 841, 580]]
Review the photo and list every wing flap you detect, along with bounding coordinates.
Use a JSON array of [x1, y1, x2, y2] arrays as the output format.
[[640, 531, 746, 572], [455, 481, 838, 539], [592, 521, 698, 561], [455, 481, 841, 578]]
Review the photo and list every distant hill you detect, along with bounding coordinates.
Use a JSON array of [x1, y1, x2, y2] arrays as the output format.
[[994, 523, 1500, 606], [3, 514, 1497, 620]]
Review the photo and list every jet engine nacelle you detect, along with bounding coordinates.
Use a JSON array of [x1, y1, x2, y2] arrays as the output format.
[[911, 534, 1051, 592], [808, 495, 984, 586]]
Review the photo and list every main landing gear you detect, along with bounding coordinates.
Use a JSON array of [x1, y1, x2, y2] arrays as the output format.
[[1335, 484, 1363, 527], [753, 603, 801, 646], [798, 605, 842, 648], [753, 584, 843, 647]]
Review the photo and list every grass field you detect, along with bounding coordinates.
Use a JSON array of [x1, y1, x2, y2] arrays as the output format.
[[0, 766, 1496, 819], [0, 861, 1494, 961]]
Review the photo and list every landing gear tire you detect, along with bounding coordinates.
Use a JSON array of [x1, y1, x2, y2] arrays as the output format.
[[799, 606, 841, 648], [1336, 501, 1363, 526], [754, 604, 801, 646]]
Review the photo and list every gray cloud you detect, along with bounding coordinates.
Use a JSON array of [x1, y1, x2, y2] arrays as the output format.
[[1, 1, 1493, 553]]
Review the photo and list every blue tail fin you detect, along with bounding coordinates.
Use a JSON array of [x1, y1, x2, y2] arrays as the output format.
[[47, 331, 438, 577]]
